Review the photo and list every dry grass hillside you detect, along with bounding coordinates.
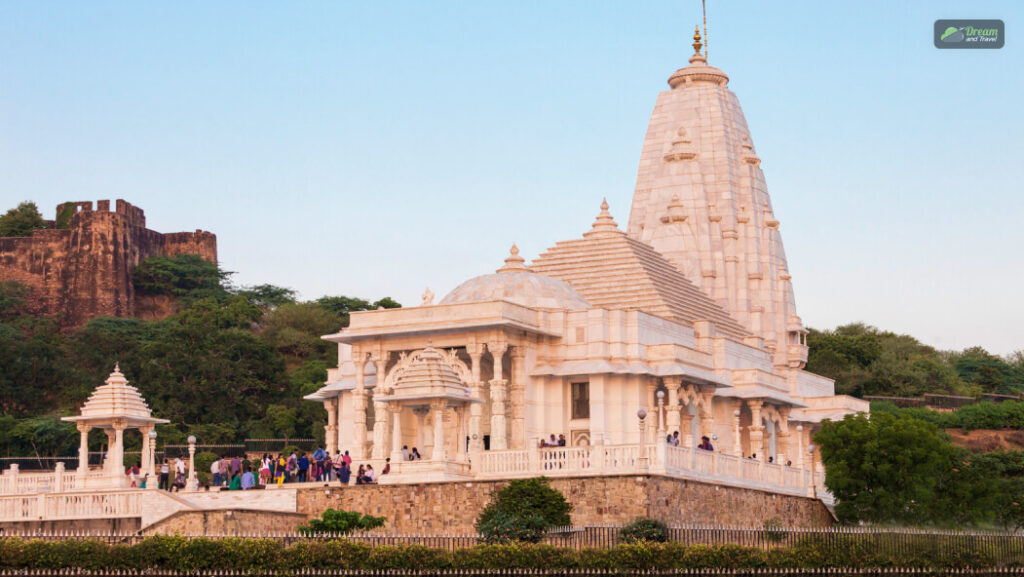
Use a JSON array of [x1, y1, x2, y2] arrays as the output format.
[[947, 429, 1024, 452]]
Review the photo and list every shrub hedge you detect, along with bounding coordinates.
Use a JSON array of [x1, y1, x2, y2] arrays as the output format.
[[0, 536, 1014, 571]]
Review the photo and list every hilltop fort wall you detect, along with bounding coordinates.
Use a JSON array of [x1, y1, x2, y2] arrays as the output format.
[[0, 199, 217, 328]]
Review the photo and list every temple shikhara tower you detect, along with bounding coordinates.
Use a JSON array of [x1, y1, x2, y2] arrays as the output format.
[[307, 29, 868, 498], [627, 28, 804, 370]]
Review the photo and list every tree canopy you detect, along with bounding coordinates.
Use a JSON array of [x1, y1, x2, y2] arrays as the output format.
[[0, 254, 400, 456], [806, 323, 1022, 398], [0, 201, 46, 237]]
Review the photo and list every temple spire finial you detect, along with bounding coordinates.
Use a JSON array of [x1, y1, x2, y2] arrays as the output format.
[[586, 198, 622, 237], [692, 25, 703, 57], [497, 243, 529, 273]]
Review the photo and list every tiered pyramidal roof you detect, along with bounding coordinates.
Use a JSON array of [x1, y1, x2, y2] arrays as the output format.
[[531, 200, 750, 341], [63, 364, 168, 425]]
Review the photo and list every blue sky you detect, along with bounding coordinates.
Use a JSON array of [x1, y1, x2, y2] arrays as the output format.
[[1, 1, 1021, 354]]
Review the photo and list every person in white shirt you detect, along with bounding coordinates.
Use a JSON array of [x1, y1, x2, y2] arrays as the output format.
[[365, 465, 377, 483], [210, 459, 221, 487]]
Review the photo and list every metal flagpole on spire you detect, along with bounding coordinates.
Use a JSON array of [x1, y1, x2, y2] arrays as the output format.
[[702, 0, 708, 60]]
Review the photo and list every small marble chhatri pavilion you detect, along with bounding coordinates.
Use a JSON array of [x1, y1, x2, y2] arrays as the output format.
[[307, 30, 867, 496], [62, 364, 168, 489]]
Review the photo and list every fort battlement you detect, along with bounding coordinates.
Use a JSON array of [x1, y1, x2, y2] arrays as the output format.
[[0, 199, 217, 328]]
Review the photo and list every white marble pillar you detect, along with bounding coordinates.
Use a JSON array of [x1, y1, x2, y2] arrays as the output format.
[[732, 402, 743, 456], [431, 400, 447, 461], [747, 399, 764, 460], [353, 352, 368, 459], [372, 399, 390, 460], [795, 424, 805, 469], [76, 423, 92, 476], [698, 391, 715, 441], [456, 405, 468, 462], [103, 429, 116, 476], [665, 378, 682, 437], [468, 346, 484, 451], [139, 425, 153, 477], [646, 380, 659, 443], [509, 347, 527, 450], [488, 342, 508, 451], [111, 420, 127, 482], [390, 405, 404, 462], [324, 398, 338, 456]]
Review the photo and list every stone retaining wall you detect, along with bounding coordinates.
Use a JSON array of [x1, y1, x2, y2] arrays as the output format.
[[142, 509, 307, 536], [296, 474, 833, 532]]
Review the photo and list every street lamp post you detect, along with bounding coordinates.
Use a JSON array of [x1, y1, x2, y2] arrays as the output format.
[[637, 408, 648, 472], [655, 390, 667, 473], [186, 435, 199, 491]]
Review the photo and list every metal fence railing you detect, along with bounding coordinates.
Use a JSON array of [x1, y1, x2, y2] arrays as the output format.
[[0, 570, 1017, 577], [162, 445, 246, 458], [4, 525, 1024, 561], [244, 438, 320, 453]]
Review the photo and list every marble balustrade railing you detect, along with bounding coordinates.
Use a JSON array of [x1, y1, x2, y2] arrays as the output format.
[[0, 490, 142, 522], [0, 465, 117, 495], [472, 443, 830, 501]]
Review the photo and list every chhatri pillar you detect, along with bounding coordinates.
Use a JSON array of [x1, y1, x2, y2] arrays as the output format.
[[488, 342, 509, 451], [467, 343, 484, 451], [76, 422, 92, 477]]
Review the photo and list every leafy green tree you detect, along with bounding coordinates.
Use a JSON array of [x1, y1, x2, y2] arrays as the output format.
[[298, 509, 386, 535], [133, 297, 286, 434], [807, 324, 966, 398], [619, 518, 669, 543], [54, 202, 75, 229], [0, 281, 29, 319], [0, 201, 46, 237], [133, 254, 228, 299], [949, 347, 1024, 395], [235, 284, 296, 309], [372, 297, 402, 310], [476, 510, 549, 544], [9, 416, 77, 461], [476, 477, 571, 542], [316, 295, 400, 326], [260, 302, 342, 360], [816, 412, 960, 524], [0, 316, 82, 415]]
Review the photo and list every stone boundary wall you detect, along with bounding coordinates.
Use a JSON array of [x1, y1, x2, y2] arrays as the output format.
[[296, 474, 833, 532], [142, 509, 307, 536], [0, 517, 140, 533]]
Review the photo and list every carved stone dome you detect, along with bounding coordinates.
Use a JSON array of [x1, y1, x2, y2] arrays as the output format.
[[440, 245, 590, 311], [394, 348, 462, 391]]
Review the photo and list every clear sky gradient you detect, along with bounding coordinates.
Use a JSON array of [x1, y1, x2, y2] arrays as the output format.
[[2, 1, 1021, 354]]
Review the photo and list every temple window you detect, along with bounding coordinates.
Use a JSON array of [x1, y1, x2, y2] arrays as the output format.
[[571, 382, 590, 420]]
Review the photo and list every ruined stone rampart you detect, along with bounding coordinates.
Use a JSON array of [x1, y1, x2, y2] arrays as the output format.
[[0, 200, 217, 328]]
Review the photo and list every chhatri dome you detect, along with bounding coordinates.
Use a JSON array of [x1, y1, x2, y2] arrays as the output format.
[[627, 26, 806, 368], [439, 244, 590, 311]]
